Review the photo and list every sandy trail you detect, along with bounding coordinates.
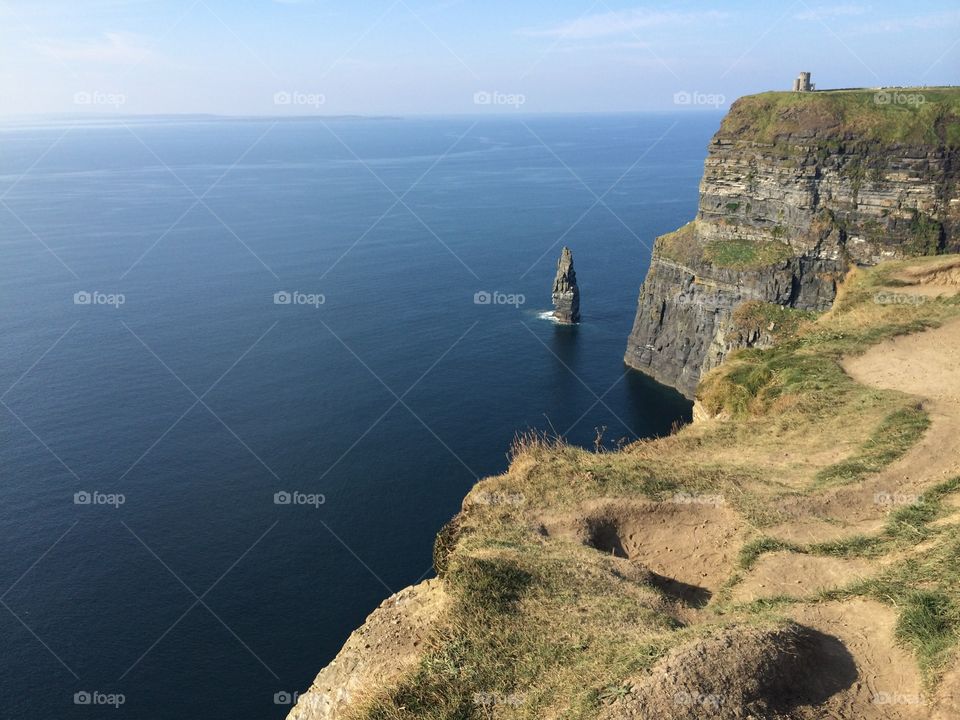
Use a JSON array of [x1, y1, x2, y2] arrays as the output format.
[[790, 600, 926, 720], [732, 297, 960, 718], [766, 316, 960, 543]]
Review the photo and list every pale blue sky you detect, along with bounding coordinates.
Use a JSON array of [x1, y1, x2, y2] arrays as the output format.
[[1, 0, 957, 115]]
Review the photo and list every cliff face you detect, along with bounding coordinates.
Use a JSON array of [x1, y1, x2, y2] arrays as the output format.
[[625, 89, 960, 397]]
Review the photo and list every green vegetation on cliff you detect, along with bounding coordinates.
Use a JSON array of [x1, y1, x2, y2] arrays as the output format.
[[703, 237, 794, 269], [349, 256, 960, 719], [720, 87, 960, 147], [656, 221, 795, 270]]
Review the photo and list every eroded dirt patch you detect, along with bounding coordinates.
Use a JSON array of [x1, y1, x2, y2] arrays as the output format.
[[895, 257, 960, 293], [788, 599, 927, 719], [599, 623, 856, 720], [733, 552, 874, 603], [542, 499, 741, 607]]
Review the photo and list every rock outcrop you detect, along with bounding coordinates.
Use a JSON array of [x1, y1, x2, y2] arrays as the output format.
[[625, 88, 960, 397], [286, 580, 446, 720], [552, 246, 581, 323]]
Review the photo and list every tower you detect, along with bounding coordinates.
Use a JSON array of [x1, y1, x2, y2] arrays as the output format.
[[793, 72, 813, 92]]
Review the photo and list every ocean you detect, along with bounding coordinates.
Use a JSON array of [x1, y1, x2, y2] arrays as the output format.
[[0, 112, 717, 719]]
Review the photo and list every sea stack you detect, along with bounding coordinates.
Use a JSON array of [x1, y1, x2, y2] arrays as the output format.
[[552, 246, 580, 324]]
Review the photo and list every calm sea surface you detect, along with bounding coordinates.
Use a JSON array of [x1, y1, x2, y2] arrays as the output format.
[[0, 113, 717, 719]]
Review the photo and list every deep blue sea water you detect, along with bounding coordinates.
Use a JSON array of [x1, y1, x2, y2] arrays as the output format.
[[0, 113, 717, 719]]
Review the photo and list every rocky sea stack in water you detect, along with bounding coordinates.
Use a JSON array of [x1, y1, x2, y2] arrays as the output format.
[[552, 246, 581, 323]]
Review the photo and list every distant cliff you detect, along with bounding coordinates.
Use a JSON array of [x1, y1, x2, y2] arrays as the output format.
[[625, 88, 960, 397]]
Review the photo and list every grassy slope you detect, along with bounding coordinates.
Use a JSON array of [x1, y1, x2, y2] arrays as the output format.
[[719, 87, 960, 147], [352, 260, 960, 719]]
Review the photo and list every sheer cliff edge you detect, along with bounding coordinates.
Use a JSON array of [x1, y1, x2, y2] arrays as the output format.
[[625, 88, 960, 398]]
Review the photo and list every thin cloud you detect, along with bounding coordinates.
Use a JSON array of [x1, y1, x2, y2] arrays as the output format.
[[556, 40, 651, 53], [794, 4, 868, 21], [32, 32, 154, 64], [858, 9, 960, 33], [521, 9, 728, 41]]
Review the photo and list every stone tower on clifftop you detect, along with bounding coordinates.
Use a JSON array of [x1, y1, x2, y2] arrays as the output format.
[[792, 72, 814, 92], [552, 246, 580, 324]]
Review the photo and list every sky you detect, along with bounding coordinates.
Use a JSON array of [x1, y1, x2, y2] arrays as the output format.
[[0, 0, 957, 115]]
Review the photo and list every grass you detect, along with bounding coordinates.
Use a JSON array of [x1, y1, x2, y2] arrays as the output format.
[[812, 405, 930, 488], [655, 223, 799, 272], [896, 591, 958, 676], [653, 221, 700, 266], [730, 301, 817, 343], [703, 237, 794, 269], [721, 87, 960, 147], [348, 257, 960, 718], [738, 537, 801, 570]]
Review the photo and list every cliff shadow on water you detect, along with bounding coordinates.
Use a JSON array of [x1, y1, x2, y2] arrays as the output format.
[[538, 312, 693, 446]]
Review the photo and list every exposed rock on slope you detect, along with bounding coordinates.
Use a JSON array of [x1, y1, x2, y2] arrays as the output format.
[[286, 580, 445, 720], [625, 89, 960, 397], [552, 246, 581, 323]]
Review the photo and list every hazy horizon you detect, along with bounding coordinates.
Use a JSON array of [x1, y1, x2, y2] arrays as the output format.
[[2, 0, 957, 116]]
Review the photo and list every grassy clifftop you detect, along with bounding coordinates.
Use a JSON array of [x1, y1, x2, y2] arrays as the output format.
[[349, 256, 960, 719], [718, 87, 960, 147]]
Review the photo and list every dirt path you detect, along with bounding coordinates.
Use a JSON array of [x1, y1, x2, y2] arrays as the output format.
[[765, 315, 960, 543], [731, 295, 960, 717], [790, 600, 927, 720]]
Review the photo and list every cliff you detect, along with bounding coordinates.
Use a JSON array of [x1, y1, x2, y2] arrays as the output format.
[[288, 90, 960, 720], [625, 88, 960, 397]]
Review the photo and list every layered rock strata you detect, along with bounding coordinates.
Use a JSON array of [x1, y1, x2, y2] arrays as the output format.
[[625, 89, 960, 397]]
